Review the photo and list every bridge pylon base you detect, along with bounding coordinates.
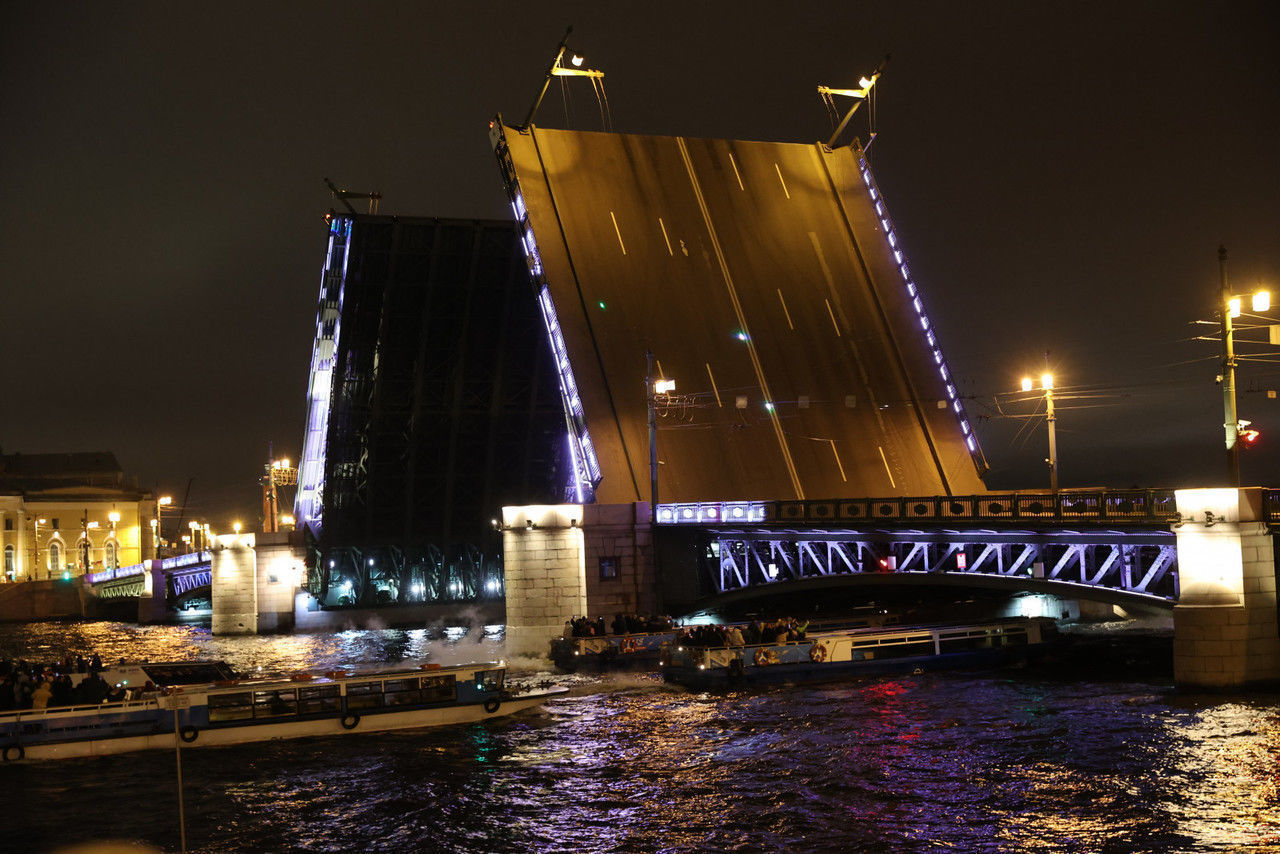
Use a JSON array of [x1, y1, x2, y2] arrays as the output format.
[[1172, 488, 1280, 690]]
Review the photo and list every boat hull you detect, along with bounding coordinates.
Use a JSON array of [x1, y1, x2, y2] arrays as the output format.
[[1, 660, 565, 762], [662, 619, 1054, 691], [9, 691, 560, 762]]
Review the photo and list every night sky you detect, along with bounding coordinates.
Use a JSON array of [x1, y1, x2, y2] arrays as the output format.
[[4, 2, 1277, 527]]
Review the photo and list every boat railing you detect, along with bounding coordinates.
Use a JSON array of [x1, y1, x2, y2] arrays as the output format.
[[0, 696, 160, 722]]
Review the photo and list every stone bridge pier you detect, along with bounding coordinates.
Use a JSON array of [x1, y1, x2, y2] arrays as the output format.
[[210, 532, 305, 634], [1173, 488, 1280, 690], [502, 503, 657, 658]]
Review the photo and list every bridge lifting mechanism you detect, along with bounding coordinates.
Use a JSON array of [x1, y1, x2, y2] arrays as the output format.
[[323, 177, 382, 216], [261, 450, 297, 534], [818, 54, 889, 150]]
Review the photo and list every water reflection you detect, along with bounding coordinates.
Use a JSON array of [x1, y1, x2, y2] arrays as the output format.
[[4, 623, 1280, 853]]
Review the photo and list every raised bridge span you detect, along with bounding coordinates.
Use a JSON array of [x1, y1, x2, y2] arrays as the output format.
[[491, 120, 987, 506], [488, 120, 1280, 690]]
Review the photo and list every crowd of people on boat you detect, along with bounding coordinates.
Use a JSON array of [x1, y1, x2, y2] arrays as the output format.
[[677, 618, 809, 648], [563, 613, 675, 638], [0, 653, 152, 711]]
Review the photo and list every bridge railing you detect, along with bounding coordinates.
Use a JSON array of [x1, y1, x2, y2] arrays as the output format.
[[659, 490, 1179, 527]]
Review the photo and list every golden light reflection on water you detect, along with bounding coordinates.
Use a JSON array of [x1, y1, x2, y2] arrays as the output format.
[[9, 623, 1280, 853], [1163, 701, 1280, 849]]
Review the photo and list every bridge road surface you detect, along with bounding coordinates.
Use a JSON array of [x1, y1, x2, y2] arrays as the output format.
[[500, 123, 987, 503]]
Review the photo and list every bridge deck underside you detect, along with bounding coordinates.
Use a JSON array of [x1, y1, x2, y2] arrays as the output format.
[[501, 125, 986, 503]]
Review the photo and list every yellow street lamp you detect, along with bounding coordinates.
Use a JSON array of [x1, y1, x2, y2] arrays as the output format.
[[1021, 373, 1058, 492], [31, 517, 47, 580], [155, 495, 173, 559]]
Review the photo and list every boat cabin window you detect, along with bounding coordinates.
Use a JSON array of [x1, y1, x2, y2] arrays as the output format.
[[298, 684, 341, 715], [253, 689, 298, 718], [344, 680, 385, 710], [474, 669, 504, 692], [208, 692, 253, 723], [346, 675, 459, 710]]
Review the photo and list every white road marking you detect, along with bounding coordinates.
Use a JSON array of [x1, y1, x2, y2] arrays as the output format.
[[824, 298, 842, 337], [705, 363, 723, 407], [878, 445, 897, 489], [830, 440, 847, 483], [728, 151, 745, 191], [610, 211, 627, 255], [658, 217, 674, 255], [776, 288, 795, 330], [775, 163, 790, 199]]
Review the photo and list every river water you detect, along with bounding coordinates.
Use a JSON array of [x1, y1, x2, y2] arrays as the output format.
[[3, 621, 1278, 854]]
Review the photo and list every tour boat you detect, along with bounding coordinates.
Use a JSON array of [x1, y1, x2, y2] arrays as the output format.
[[550, 631, 678, 671], [661, 618, 1055, 690], [0, 660, 565, 762], [552, 612, 900, 672]]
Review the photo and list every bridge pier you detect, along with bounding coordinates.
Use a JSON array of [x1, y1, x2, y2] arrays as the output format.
[[210, 532, 304, 635], [136, 562, 168, 624], [1173, 488, 1280, 690], [501, 503, 656, 658]]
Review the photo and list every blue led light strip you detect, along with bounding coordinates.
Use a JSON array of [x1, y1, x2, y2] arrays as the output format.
[[493, 123, 601, 501], [856, 158, 986, 464], [295, 216, 352, 528]]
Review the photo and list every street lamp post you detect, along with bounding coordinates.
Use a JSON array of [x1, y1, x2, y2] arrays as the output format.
[[647, 351, 657, 522], [1021, 373, 1058, 492], [1220, 246, 1240, 487], [155, 495, 173, 559], [31, 516, 46, 580], [1216, 246, 1271, 488], [645, 350, 677, 524]]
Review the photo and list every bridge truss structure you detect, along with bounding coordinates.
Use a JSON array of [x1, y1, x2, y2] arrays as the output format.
[[658, 490, 1183, 606], [706, 528, 1178, 604]]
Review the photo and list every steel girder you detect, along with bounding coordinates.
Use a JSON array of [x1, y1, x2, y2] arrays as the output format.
[[711, 528, 1179, 603]]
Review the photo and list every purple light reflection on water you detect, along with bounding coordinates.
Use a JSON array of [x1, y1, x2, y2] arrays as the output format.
[[4, 622, 1279, 852]]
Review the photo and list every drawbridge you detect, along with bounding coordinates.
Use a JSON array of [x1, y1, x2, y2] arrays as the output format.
[[491, 120, 988, 505]]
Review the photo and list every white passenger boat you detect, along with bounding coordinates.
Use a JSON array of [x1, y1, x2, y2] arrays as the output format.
[[662, 618, 1056, 690], [0, 660, 565, 762]]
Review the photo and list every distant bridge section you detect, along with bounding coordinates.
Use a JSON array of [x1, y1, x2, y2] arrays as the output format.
[[492, 121, 988, 505], [85, 551, 211, 606]]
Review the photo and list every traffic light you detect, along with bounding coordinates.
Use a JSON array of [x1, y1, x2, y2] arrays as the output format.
[[1239, 420, 1261, 449]]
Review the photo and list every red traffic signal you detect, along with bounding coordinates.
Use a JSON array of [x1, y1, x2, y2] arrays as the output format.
[[1240, 428, 1261, 448]]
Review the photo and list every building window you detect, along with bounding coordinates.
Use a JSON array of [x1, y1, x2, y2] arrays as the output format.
[[51, 518, 59, 531], [48, 541, 62, 572], [598, 556, 619, 580], [3, 518, 11, 531], [105, 540, 117, 570], [3, 546, 13, 580]]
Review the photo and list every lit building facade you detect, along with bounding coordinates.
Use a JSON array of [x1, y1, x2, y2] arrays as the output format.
[[0, 452, 154, 581]]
